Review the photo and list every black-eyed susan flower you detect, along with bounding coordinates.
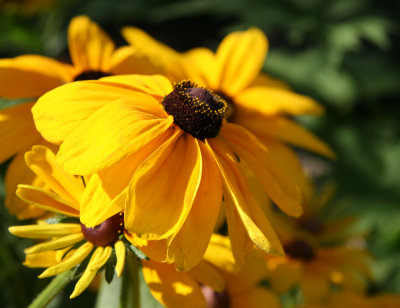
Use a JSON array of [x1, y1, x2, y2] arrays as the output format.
[[8, 145, 127, 298], [0, 15, 159, 219], [33, 74, 304, 271], [121, 27, 335, 196]]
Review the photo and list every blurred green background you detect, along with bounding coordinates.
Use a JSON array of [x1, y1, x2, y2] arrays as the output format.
[[0, 0, 399, 307]]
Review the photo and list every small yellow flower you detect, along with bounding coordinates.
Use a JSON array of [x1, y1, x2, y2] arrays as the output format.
[[33, 74, 306, 270], [8, 146, 127, 298], [0, 15, 159, 219]]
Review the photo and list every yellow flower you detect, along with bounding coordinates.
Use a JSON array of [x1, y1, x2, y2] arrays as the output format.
[[140, 235, 281, 308], [8, 145, 127, 298], [122, 27, 335, 195], [0, 15, 159, 219], [33, 74, 305, 271]]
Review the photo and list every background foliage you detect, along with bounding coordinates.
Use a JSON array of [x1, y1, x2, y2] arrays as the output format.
[[1, 0, 399, 307]]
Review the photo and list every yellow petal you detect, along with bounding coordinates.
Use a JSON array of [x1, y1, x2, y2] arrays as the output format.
[[16, 184, 79, 216], [9, 223, 81, 239], [114, 240, 126, 277], [216, 28, 268, 96], [124, 231, 168, 263], [235, 86, 323, 116], [167, 141, 223, 271], [203, 234, 237, 273], [25, 145, 83, 207], [33, 80, 132, 144], [220, 123, 303, 217], [24, 251, 59, 268], [5, 151, 46, 219], [249, 73, 290, 89], [183, 47, 218, 89], [39, 241, 93, 278], [57, 98, 173, 175], [126, 132, 202, 240], [110, 46, 165, 75], [142, 260, 206, 308], [80, 128, 174, 227], [238, 116, 335, 159], [0, 102, 41, 163], [266, 257, 303, 294], [122, 27, 188, 81], [70, 246, 112, 298], [189, 261, 225, 292], [0, 55, 73, 99], [208, 139, 284, 256], [25, 233, 85, 254], [68, 15, 115, 73]]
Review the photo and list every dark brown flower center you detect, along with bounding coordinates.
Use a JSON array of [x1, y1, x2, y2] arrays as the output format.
[[81, 213, 124, 247], [201, 285, 230, 308], [162, 81, 227, 140], [285, 239, 315, 261], [300, 218, 323, 234], [74, 70, 111, 81]]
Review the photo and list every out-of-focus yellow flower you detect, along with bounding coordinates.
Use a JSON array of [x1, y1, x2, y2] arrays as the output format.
[[122, 27, 335, 197], [8, 146, 127, 298], [0, 15, 159, 219], [33, 74, 308, 271]]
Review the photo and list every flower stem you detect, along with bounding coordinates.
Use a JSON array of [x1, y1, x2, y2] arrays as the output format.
[[120, 253, 140, 308], [28, 270, 74, 308]]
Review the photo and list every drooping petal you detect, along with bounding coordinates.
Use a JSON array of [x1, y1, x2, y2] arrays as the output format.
[[80, 128, 174, 227], [237, 115, 335, 158], [70, 246, 112, 298], [220, 123, 303, 217], [25, 233, 84, 254], [39, 241, 94, 278], [25, 146, 83, 207], [167, 140, 223, 271], [5, 151, 46, 219], [114, 240, 126, 277], [125, 132, 202, 240], [208, 139, 284, 256], [9, 223, 82, 239], [0, 102, 41, 163], [68, 16, 115, 73], [0, 55, 73, 99], [203, 234, 237, 273], [57, 99, 173, 175], [235, 86, 323, 116], [142, 260, 206, 308], [189, 261, 225, 292], [216, 28, 268, 96], [16, 185, 80, 216]]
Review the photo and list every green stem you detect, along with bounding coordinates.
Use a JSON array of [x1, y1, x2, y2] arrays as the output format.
[[120, 253, 140, 308], [28, 270, 74, 308]]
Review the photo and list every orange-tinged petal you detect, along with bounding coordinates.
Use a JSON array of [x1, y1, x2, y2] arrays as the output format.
[[235, 86, 323, 116], [5, 151, 46, 219], [0, 55, 73, 99], [57, 99, 173, 175], [231, 287, 281, 308], [25, 146, 83, 207], [221, 123, 302, 217], [80, 128, 174, 227], [0, 102, 41, 163], [126, 132, 202, 240], [16, 185, 79, 217], [216, 28, 268, 96], [167, 141, 223, 271], [189, 261, 225, 292], [208, 139, 284, 256], [142, 260, 206, 308], [124, 231, 168, 262], [68, 16, 115, 73], [238, 115, 335, 158]]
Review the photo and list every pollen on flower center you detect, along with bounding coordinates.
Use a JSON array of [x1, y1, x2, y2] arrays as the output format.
[[215, 91, 235, 121], [162, 80, 227, 140], [74, 70, 111, 81], [81, 212, 124, 247], [285, 239, 315, 261]]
